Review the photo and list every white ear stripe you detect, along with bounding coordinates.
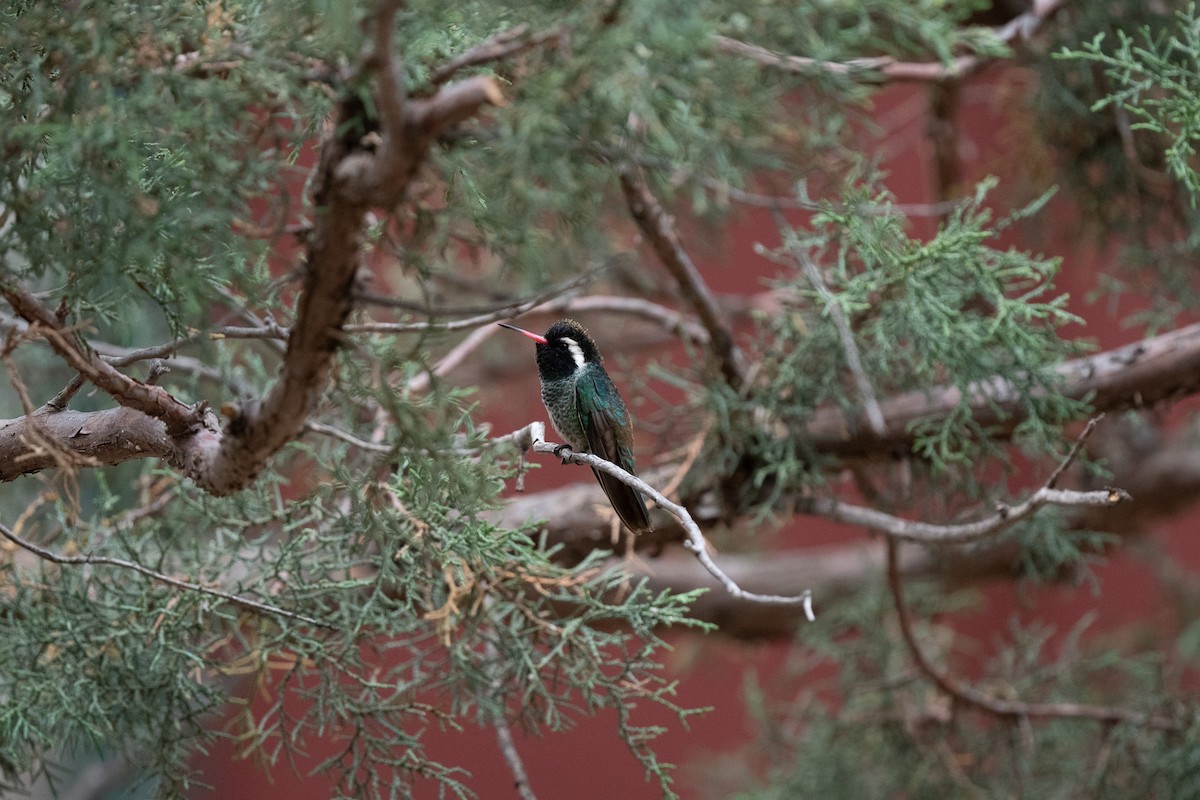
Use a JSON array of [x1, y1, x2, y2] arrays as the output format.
[[561, 337, 586, 370]]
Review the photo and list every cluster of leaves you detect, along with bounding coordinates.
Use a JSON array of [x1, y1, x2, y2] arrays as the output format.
[[0, 405, 707, 798], [1031, 1, 1200, 327], [0, 0, 339, 334], [695, 178, 1084, 518]]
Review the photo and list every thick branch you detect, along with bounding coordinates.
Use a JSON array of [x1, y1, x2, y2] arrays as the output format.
[[808, 322, 1200, 458], [0, 407, 177, 480], [185, 2, 501, 494], [333, 73, 504, 207], [1, 286, 200, 436]]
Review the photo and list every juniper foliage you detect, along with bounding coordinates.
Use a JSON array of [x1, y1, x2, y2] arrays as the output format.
[[2, 0, 1200, 798]]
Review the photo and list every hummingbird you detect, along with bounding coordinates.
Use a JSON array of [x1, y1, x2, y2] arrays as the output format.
[[498, 318, 653, 534]]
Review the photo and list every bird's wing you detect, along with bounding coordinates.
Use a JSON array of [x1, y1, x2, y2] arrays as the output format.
[[575, 372, 652, 533], [575, 371, 635, 473]]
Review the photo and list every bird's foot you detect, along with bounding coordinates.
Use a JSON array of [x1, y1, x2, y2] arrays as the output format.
[[552, 443, 574, 464]]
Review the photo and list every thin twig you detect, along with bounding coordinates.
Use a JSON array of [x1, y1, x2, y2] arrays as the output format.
[[540, 294, 709, 343], [405, 323, 499, 394], [43, 373, 86, 412], [429, 24, 562, 86], [803, 417, 1130, 544], [405, 293, 708, 393], [347, 269, 600, 334], [713, 0, 1069, 83], [528, 422, 814, 616], [1046, 416, 1103, 489], [772, 208, 886, 437], [481, 634, 539, 800], [304, 420, 393, 454], [0, 520, 334, 630], [492, 711, 537, 800], [885, 536, 1174, 728]]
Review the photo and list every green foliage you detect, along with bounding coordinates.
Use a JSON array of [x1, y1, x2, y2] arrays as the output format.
[[1063, 6, 1200, 204], [0, 0, 332, 333], [693, 179, 1084, 518], [1036, 1, 1200, 327], [1, 0, 1198, 797], [0, 424, 706, 797]]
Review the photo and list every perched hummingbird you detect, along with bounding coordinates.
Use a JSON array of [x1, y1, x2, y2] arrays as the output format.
[[498, 318, 653, 534]]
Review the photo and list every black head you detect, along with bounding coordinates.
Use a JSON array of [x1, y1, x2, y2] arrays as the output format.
[[497, 318, 601, 381]]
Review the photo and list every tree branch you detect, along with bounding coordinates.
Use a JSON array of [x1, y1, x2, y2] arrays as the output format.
[[886, 536, 1175, 728], [714, 0, 1069, 83], [181, 0, 502, 495], [772, 210, 887, 437], [618, 166, 748, 388], [0, 407, 177, 481], [808, 417, 1130, 543], [807, 322, 1200, 458], [429, 24, 563, 86], [525, 422, 814, 617], [0, 285, 200, 436], [483, 636, 539, 800]]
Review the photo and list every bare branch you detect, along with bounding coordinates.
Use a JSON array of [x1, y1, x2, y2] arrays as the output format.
[[0, 407, 177, 481], [43, 373, 86, 412], [803, 485, 1128, 545], [527, 422, 814, 617], [492, 712, 537, 800], [886, 536, 1174, 728], [618, 166, 748, 388], [806, 418, 1126, 544], [715, 35, 979, 82], [0, 520, 334, 630], [1, 285, 200, 436]]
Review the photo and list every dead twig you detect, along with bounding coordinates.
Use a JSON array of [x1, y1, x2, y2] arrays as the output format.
[[803, 417, 1129, 544], [885, 535, 1173, 728]]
